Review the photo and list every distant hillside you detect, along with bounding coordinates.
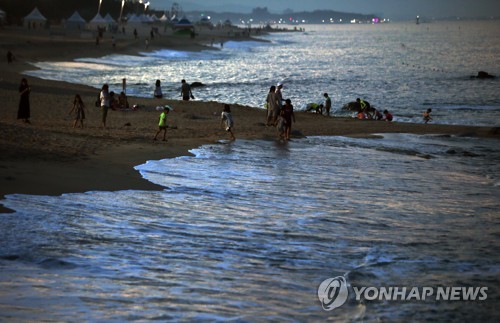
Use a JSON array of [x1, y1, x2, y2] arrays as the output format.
[[184, 8, 379, 25]]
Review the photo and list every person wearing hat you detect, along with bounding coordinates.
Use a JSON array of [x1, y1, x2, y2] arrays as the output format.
[[275, 82, 284, 111], [153, 105, 172, 141]]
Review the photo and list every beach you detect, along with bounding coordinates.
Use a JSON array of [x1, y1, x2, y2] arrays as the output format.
[[1, 22, 500, 321], [1, 25, 498, 213]]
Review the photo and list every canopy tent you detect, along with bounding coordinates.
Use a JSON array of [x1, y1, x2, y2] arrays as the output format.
[[104, 13, 116, 24], [65, 11, 87, 30], [198, 16, 212, 27], [24, 7, 47, 27], [89, 13, 107, 26], [139, 14, 153, 23], [159, 14, 168, 22], [126, 14, 143, 25], [174, 17, 194, 30], [0, 9, 5, 25]]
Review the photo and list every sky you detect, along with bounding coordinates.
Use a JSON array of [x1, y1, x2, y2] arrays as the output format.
[[153, 0, 500, 20]]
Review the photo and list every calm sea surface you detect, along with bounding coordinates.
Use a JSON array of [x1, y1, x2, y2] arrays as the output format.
[[26, 21, 500, 126], [1, 21, 499, 321]]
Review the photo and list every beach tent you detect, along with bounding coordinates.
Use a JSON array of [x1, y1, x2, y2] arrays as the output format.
[[0, 9, 5, 25], [89, 13, 107, 25], [126, 14, 143, 25], [159, 14, 168, 22], [24, 7, 47, 27], [104, 13, 116, 24], [174, 17, 194, 30], [198, 16, 212, 27], [139, 14, 152, 23], [65, 11, 87, 30]]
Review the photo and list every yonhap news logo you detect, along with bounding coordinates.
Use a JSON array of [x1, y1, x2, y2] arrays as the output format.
[[317, 276, 349, 310], [318, 276, 488, 311]]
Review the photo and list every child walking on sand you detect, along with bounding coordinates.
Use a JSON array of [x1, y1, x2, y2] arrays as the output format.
[[153, 105, 171, 141], [69, 94, 86, 128], [423, 108, 433, 123], [221, 104, 235, 141]]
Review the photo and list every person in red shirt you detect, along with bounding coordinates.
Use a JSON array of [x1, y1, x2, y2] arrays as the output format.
[[383, 109, 393, 122]]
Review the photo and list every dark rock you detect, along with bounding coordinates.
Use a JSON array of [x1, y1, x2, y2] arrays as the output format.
[[472, 71, 495, 79], [489, 127, 500, 135], [190, 82, 205, 88], [463, 151, 479, 157]]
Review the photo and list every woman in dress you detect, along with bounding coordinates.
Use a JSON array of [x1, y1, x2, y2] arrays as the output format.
[[154, 79, 163, 98], [69, 94, 86, 128], [17, 78, 31, 123]]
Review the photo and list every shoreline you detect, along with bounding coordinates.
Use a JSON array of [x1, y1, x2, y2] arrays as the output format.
[[1, 25, 498, 213]]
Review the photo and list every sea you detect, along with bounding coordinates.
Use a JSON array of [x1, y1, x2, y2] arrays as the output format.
[[1, 21, 500, 321]]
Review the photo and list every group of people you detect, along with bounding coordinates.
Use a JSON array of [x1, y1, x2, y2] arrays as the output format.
[[265, 82, 296, 140], [354, 98, 393, 122], [15, 77, 435, 143], [96, 84, 131, 128], [93, 79, 196, 136], [305, 93, 332, 116], [153, 79, 194, 101]]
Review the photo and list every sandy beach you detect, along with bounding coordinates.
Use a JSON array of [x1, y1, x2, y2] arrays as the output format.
[[1, 25, 498, 213]]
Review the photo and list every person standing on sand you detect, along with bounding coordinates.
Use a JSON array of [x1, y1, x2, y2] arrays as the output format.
[[17, 78, 31, 124], [154, 79, 163, 98], [221, 104, 235, 141], [181, 79, 193, 101], [154, 106, 171, 141], [99, 84, 110, 128], [276, 82, 284, 111], [266, 85, 280, 126], [323, 92, 332, 116], [281, 98, 295, 141], [7, 51, 15, 63], [69, 94, 86, 128]]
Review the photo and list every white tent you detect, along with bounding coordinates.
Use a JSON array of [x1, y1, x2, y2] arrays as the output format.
[[89, 13, 106, 25], [138, 14, 151, 23], [24, 7, 47, 27], [159, 14, 168, 22], [0, 9, 5, 25], [127, 14, 142, 25], [66, 11, 87, 30], [104, 13, 116, 24]]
